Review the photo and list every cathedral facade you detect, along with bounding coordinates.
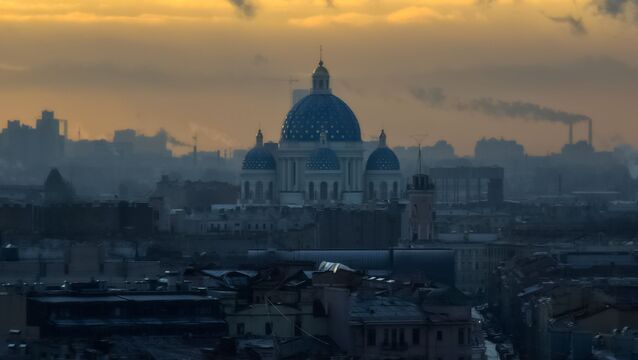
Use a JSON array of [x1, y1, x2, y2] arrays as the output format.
[[240, 59, 402, 206]]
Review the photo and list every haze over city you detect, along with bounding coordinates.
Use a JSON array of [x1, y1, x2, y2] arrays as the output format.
[[1, 0, 638, 154]]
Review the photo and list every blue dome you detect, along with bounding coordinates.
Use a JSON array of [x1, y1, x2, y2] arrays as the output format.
[[281, 94, 362, 142], [366, 147, 400, 171], [242, 147, 276, 170], [306, 147, 340, 171]]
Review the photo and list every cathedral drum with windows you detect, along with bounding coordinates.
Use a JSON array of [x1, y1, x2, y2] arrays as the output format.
[[240, 58, 403, 206]]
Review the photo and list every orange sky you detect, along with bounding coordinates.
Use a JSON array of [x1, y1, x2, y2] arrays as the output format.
[[0, 0, 637, 155]]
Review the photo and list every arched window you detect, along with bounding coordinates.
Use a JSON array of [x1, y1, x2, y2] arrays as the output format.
[[255, 181, 264, 202], [244, 181, 251, 200], [267, 182, 274, 201], [392, 181, 399, 198], [380, 182, 388, 201], [308, 182, 315, 201], [332, 182, 339, 200], [320, 181, 328, 200], [368, 182, 375, 199]]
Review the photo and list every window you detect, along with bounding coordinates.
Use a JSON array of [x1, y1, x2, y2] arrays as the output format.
[[267, 181, 274, 200], [380, 181, 388, 200], [392, 181, 398, 198], [255, 181, 264, 201], [244, 181, 251, 200], [367, 328, 376, 346], [391, 329, 397, 349], [237, 323, 245, 335], [399, 328, 405, 345], [436, 330, 443, 341], [368, 182, 375, 199], [412, 328, 420, 344], [320, 181, 328, 200], [383, 329, 389, 345], [308, 182, 315, 201], [458, 328, 465, 345], [265, 322, 273, 335], [333, 182, 339, 200]]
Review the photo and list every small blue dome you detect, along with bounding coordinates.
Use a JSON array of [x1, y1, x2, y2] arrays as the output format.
[[242, 147, 276, 170], [306, 147, 340, 171], [281, 94, 362, 142], [366, 147, 400, 171]]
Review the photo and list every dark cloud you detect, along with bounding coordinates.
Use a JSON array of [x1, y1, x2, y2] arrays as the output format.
[[227, 0, 257, 18], [593, 0, 638, 20], [545, 15, 587, 35], [411, 87, 591, 125]]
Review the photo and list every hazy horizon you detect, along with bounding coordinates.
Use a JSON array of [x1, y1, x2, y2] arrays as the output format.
[[1, 0, 637, 156]]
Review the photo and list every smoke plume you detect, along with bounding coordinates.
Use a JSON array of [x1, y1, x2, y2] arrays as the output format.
[[411, 87, 591, 124]]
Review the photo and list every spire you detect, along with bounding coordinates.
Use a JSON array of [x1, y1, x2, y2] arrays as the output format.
[[418, 144, 422, 175], [379, 129, 387, 148], [312, 47, 331, 94], [256, 129, 263, 147]]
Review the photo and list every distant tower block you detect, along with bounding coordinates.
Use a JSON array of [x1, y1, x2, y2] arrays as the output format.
[[407, 173, 435, 242], [588, 119, 593, 148]]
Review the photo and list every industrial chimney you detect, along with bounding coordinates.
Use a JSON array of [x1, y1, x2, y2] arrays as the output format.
[[568, 123, 574, 145], [588, 119, 593, 148]]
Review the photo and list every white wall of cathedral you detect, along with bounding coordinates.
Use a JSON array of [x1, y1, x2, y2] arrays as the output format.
[[276, 141, 364, 194], [240, 171, 277, 205], [365, 171, 404, 201]]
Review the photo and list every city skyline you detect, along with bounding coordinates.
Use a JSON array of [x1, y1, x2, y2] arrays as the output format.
[[0, 0, 637, 155]]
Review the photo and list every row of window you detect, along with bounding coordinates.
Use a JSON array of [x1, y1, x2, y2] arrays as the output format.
[[366, 327, 420, 347], [366, 327, 470, 347], [367, 181, 400, 200], [243, 181, 274, 201]]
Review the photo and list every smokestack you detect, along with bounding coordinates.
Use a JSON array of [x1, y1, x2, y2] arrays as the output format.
[[568, 123, 573, 145], [588, 119, 593, 148]]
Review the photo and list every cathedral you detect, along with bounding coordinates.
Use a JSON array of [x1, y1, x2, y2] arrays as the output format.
[[240, 58, 403, 206]]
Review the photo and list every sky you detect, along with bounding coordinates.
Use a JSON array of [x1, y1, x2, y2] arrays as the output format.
[[0, 0, 637, 156]]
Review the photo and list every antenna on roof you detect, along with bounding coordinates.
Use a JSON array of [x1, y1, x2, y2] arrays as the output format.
[[411, 134, 428, 174]]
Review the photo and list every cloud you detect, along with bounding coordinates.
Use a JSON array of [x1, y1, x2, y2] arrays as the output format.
[[325, 0, 336, 8], [227, 0, 256, 18], [545, 15, 587, 35], [475, 0, 498, 6], [387, 6, 454, 24], [0, 62, 28, 72], [593, 0, 638, 20], [289, 12, 377, 27], [411, 87, 591, 124], [418, 57, 638, 90]]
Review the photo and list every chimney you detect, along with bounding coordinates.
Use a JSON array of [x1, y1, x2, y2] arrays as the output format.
[[588, 119, 593, 148], [568, 123, 573, 145]]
